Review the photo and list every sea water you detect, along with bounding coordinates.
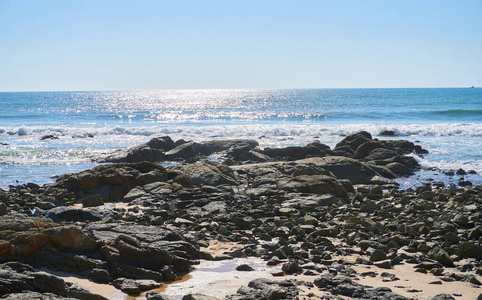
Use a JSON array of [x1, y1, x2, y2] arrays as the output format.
[[0, 88, 481, 189]]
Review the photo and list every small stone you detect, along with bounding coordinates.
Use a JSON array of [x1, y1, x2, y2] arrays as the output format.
[[236, 264, 254, 271], [373, 259, 392, 269], [282, 261, 302, 274]]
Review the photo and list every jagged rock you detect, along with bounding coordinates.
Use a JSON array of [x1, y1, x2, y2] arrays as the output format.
[[428, 247, 454, 267], [50, 162, 167, 202], [0, 262, 68, 296]]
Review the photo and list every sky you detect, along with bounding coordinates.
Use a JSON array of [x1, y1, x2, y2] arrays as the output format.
[[0, 0, 481, 91]]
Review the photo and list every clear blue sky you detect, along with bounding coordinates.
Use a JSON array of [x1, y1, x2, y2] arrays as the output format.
[[1, 0, 481, 91]]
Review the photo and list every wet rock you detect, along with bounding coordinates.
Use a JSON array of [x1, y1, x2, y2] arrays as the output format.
[[379, 130, 397, 136], [40, 135, 59, 140], [72, 134, 94, 138]]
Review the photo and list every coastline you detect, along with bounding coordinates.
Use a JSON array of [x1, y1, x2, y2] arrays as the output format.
[[0, 132, 481, 299]]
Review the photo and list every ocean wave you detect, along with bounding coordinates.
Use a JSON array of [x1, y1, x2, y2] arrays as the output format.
[[1, 123, 481, 140], [433, 109, 482, 116]]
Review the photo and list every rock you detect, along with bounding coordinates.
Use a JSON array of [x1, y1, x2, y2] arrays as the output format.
[[0, 202, 7, 216], [428, 247, 454, 267], [202, 139, 259, 154], [335, 131, 373, 152], [165, 142, 197, 160], [113, 278, 141, 295], [169, 162, 238, 187], [379, 130, 397, 136], [81, 194, 104, 207], [353, 141, 384, 159], [426, 294, 456, 300], [72, 134, 94, 138], [369, 248, 388, 262], [146, 292, 171, 300], [224, 278, 299, 300], [66, 283, 109, 300], [1, 292, 75, 300], [282, 261, 302, 274], [373, 259, 392, 269], [45, 225, 100, 252], [89, 268, 113, 284], [146, 136, 176, 151], [46, 206, 115, 222], [182, 294, 219, 300], [40, 135, 59, 140], [236, 264, 254, 271], [0, 262, 68, 296]]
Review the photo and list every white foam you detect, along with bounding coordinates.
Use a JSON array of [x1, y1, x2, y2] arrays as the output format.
[[1, 122, 481, 188]]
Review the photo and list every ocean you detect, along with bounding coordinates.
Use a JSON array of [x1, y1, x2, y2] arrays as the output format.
[[0, 88, 481, 189]]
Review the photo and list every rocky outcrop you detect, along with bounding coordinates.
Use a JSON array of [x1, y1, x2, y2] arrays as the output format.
[[4, 133, 481, 299], [0, 262, 107, 299], [102, 136, 260, 163], [46, 161, 168, 204]]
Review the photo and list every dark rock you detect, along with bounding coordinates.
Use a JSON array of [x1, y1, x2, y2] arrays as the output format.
[[169, 162, 238, 187], [428, 247, 454, 267], [236, 264, 254, 271], [72, 134, 94, 138], [81, 194, 104, 207], [182, 294, 219, 300], [146, 292, 171, 300], [282, 261, 302, 274], [40, 135, 59, 140], [1, 292, 75, 300], [379, 130, 397, 136], [46, 206, 114, 222], [426, 294, 456, 300], [89, 268, 113, 284], [373, 259, 392, 269], [66, 283, 108, 300], [165, 142, 197, 160]]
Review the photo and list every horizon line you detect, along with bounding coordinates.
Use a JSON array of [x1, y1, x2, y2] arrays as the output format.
[[0, 86, 478, 93]]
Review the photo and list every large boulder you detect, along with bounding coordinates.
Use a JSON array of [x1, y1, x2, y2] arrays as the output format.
[[49, 162, 167, 202], [168, 162, 238, 187], [296, 156, 382, 184]]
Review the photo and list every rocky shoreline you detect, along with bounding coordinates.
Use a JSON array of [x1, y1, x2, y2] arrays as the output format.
[[1, 132, 480, 299]]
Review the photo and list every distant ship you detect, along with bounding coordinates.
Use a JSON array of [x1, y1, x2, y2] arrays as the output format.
[[470, 86, 475, 88]]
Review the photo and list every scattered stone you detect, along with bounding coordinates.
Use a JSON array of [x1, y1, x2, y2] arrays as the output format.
[[236, 264, 254, 271]]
